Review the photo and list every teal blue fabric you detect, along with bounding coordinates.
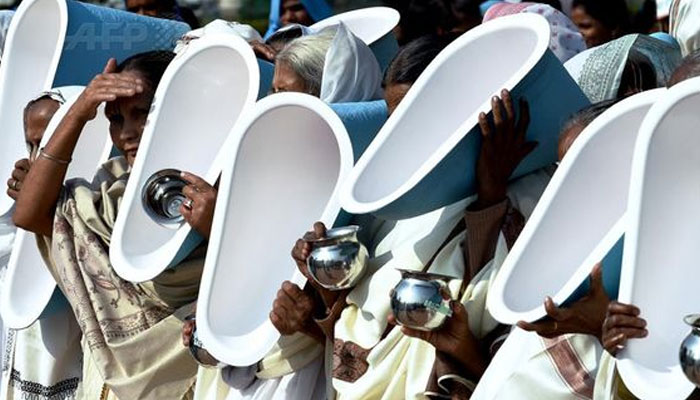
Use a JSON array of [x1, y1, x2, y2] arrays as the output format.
[[53, 1, 189, 87]]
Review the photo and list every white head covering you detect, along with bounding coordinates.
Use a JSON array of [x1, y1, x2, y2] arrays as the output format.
[[670, 0, 700, 56], [319, 22, 382, 103], [0, 10, 14, 62]]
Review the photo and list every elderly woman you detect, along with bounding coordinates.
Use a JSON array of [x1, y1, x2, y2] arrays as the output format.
[[12, 51, 202, 399], [184, 25, 384, 400], [278, 33, 555, 399], [3, 90, 83, 400]]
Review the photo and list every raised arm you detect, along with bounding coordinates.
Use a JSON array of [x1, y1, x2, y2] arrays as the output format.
[[13, 59, 143, 236]]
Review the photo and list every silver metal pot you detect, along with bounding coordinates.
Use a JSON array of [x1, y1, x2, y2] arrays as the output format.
[[306, 225, 368, 291], [390, 269, 454, 331], [680, 314, 700, 386], [142, 168, 188, 227]]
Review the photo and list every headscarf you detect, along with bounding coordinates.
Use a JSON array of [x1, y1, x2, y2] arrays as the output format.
[[565, 34, 682, 103], [319, 23, 383, 103], [483, 2, 586, 63], [264, 0, 333, 39], [0, 10, 14, 62], [670, 0, 700, 56]]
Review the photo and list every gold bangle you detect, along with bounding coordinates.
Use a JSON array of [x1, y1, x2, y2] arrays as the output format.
[[39, 148, 71, 165]]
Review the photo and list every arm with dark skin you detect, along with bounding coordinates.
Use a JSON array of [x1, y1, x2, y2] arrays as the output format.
[[13, 59, 144, 236], [392, 90, 537, 389]]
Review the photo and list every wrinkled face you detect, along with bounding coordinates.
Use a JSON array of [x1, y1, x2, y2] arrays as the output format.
[[126, 0, 166, 17], [271, 61, 307, 94], [384, 83, 411, 116], [24, 98, 60, 163], [280, 0, 313, 27], [105, 70, 154, 166], [571, 5, 614, 48]]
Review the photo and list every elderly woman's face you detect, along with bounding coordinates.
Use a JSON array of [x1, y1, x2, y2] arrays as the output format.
[[272, 61, 308, 94], [105, 70, 153, 166], [280, 0, 313, 27]]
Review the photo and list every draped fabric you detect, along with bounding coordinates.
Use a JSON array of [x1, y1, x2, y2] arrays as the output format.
[[319, 23, 383, 103], [44, 157, 202, 399], [565, 34, 682, 103], [483, 2, 586, 63], [670, 0, 700, 56]]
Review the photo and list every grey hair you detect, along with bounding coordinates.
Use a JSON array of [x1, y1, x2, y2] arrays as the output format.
[[275, 27, 337, 97]]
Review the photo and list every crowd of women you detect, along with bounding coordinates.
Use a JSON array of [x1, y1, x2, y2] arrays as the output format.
[[0, 0, 700, 398]]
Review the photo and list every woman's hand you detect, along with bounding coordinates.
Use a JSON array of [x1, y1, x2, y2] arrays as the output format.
[[472, 89, 537, 211], [70, 58, 144, 122], [179, 172, 217, 239], [390, 301, 487, 378], [291, 222, 327, 281], [269, 281, 316, 336], [250, 41, 277, 62], [517, 263, 610, 340], [601, 301, 647, 356], [6, 159, 30, 200]]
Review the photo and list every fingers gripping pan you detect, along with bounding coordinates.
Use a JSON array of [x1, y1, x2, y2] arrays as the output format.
[[197, 93, 353, 367], [110, 33, 260, 283]]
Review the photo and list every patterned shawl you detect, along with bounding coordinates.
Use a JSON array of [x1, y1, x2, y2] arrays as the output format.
[[565, 34, 682, 103], [45, 157, 202, 399]]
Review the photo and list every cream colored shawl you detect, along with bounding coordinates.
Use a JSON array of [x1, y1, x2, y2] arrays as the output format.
[[45, 157, 201, 399], [331, 169, 553, 400]]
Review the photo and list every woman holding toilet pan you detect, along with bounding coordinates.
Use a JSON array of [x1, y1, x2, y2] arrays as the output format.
[[2, 90, 83, 400], [12, 51, 203, 399], [184, 24, 384, 400], [279, 34, 555, 398]]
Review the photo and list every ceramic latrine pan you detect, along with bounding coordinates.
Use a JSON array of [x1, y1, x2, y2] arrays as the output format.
[[339, 14, 590, 220], [310, 7, 400, 71], [197, 93, 353, 367], [616, 77, 700, 400], [111, 34, 260, 283], [487, 89, 662, 324]]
